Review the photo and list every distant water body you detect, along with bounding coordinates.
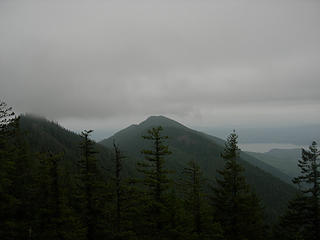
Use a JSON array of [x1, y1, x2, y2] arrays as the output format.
[[238, 143, 308, 153]]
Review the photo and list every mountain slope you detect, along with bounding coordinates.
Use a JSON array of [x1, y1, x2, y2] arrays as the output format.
[[247, 148, 301, 178], [100, 115, 296, 221], [199, 132, 292, 184], [19, 114, 113, 171], [18, 114, 297, 222]]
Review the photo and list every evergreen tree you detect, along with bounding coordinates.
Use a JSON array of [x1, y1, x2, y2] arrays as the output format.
[[34, 152, 79, 240], [181, 160, 223, 240], [49, 152, 63, 239], [112, 140, 123, 238], [165, 189, 186, 240], [0, 100, 15, 132], [35, 152, 59, 239], [137, 126, 172, 239], [11, 121, 36, 240], [76, 130, 109, 240], [294, 141, 320, 240], [112, 140, 138, 240], [110, 141, 142, 240], [0, 101, 18, 239], [276, 142, 320, 240], [182, 160, 203, 236], [0, 101, 37, 239], [210, 131, 265, 240], [274, 192, 306, 240]]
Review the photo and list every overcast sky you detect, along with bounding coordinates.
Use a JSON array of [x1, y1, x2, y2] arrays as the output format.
[[1, 0, 319, 133]]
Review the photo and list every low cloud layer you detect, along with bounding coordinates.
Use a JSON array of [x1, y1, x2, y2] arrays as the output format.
[[1, 0, 320, 130]]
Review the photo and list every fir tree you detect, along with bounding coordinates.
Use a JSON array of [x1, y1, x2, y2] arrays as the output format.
[[113, 140, 123, 236], [112, 140, 133, 240], [0, 101, 18, 239], [137, 126, 172, 239], [181, 160, 223, 240], [11, 121, 36, 240], [77, 130, 108, 240], [0, 100, 15, 133], [274, 192, 306, 240], [33, 152, 77, 240], [0, 101, 37, 239], [277, 142, 320, 240], [293, 141, 320, 240], [111, 141, 141, 240], [210, 131, 265, 240], [181, 160, 204, 237]]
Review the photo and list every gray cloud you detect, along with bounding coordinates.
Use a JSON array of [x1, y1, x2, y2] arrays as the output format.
[[0, 0, 320, 130]]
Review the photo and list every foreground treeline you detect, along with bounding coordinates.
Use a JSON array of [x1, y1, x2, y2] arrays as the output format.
[[0, 101, 319, 240]]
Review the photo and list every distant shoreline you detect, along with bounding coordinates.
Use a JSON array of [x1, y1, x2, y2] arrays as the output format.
[[239, 143, 308, 153]]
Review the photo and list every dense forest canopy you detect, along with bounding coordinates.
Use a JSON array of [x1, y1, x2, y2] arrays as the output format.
[[0, 101, 319, 240]]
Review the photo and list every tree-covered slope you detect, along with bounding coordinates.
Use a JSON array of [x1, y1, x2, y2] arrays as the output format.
[[19, 114, 113, 171], [17, 114, 297, 222], [201, 132, 292, 184], [246, 149, 301, 179], [100, 115, 297, 221]]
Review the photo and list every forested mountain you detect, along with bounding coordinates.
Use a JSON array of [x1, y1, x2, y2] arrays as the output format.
[[100, 115, 296, 221], [2, 110, 316, 239], [17, 114, 296, 222]]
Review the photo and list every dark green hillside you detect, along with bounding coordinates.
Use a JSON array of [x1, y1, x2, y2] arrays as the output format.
[[247, 149, 301, 179], [19, 114, 113, 171], [239, 152, 292, 184], [17, 114, 297, 222], [200, 132, 292, 184], [100, 116, 297, 222]]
